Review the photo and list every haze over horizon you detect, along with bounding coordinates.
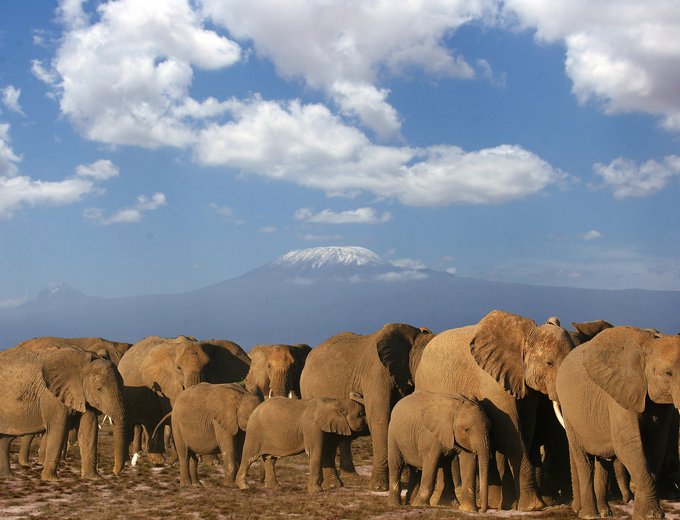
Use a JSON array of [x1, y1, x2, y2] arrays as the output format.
[[1, 1, 679, 308]]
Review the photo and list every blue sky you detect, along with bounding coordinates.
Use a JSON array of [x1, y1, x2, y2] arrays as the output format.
[[1, 0, 679, 306]]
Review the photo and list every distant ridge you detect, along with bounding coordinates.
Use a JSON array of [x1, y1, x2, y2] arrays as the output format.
[[1, 246, 679, 348]]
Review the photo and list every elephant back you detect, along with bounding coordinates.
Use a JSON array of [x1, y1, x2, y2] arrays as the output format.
[[414, 327, 477, 394]]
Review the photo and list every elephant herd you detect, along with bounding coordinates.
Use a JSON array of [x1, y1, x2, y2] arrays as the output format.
[[0, 310, 679, 520]]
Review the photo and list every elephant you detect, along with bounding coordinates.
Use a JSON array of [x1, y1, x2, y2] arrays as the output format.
[[117, 335, 250, 464], [569, 320, 613, 346], [245, 343, 311, 398], [555, 326, 680, 520], [0, 345, 128, 480], [414, 309, 575, 511], [300, 323, 435, 490], [236, 394, 366, 494], [151, 382, 263, 487], [388, 390, 491, 512], [14, 336, 132, 466]]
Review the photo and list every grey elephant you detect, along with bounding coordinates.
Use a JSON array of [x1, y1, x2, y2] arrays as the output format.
[[555, 326, 680, 520], [300, 323, 434, 490], [245, 343, 311, 398], [15, 336, 132, 466], [152, 382, 263, 487], [415, 309, 575, 511], [0, 345, 128, 480], [388, 390, 491, 512], [236, 394, 366, 494], [117, 335, 250, 464]]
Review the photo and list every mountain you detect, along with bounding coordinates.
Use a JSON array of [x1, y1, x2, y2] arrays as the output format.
[[1, 246, 679, 349]]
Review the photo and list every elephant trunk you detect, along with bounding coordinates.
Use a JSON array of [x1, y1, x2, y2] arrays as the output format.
[[111, 412, 128, 475], [183, 370, 202, 390], [475, 439, 490, 513], [269, 369, 290, 398]]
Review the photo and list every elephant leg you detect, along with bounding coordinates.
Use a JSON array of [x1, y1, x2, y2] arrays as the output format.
[[146, 421, 166, 465], [236, 434, 260, 490], [338, 437, 357, 475], [164, 426, 178, 465], [263, 456, 280, 489], [365, 402, 390, 491], [411, 451, 440, 507], [172, 423, 191, 487], [78, 411, 101, 479], [594, 459, 613, 518], [0, 435, 14, 478], [566, 426, 598, 519], [131, 424, 143, 456], [612, 418, 663, 520], [570, 436, 582, 513], [387, 438, 404, 506], [487, 451, 503, 509], [458, 451, 479, 513], [18, 435, 35, 466], [615, 460, 632, 503], [41, 412, 69, 481], [38, 434, 47, 465], [406, 466, 421, 504], [188, 451, 201, 486], [215, 428, 237, 487], [321, 434, 343, 490]]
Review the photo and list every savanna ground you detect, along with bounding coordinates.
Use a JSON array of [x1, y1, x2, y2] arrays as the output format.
[[1, 426, 678, 519]]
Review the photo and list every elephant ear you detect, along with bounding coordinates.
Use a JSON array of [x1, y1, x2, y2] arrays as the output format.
[[470, 310, 534, 399], [41, 348, 89, 413], [572, 320, 613, 340], [244, 346, 269, 394], [140, 345, 182, 400], [583, 328, 649, 413], [313, 399, 352, 435], [202, 340, 251, 383], [376, 324, 417, 396], [207, 389, 240, 435], [421, 395, 459, 450]]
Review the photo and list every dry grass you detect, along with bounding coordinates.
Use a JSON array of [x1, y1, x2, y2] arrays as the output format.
[[0, 427, 672, 519]]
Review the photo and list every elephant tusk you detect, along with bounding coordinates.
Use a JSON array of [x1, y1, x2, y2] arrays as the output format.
[[288, 390, 294, 399], [553, 400, 566, 429], [131, 452, 141, 466], [268, 389, 273, 399]]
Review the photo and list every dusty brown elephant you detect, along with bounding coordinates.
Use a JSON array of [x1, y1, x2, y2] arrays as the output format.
[[245, 343, 311, 398], [555, 327, 680, 520], [117, 335, 250, 464], [388, 390, 491, 511], [415, 310, 575, 511], [569, 320, 613, 346], [15, 336, 132, 466], [236, 394, 366, 493], [300, 323, 435, 490], [0, 345, 128, 480]]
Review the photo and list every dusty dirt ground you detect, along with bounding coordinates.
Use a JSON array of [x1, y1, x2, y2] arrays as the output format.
[[1, 425, 678, 519]]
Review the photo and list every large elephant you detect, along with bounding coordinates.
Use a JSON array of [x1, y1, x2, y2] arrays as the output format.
[[300, 323, 435, 490], [555, 327, 680, 520], [388, 390, 491, 511], [117, 335, 250, 463], [0, 345, 128, 480], [15, 336, 132, 466], [415, 309, 575, 511], [245, 343, 311, 398], [569, 320, 613, 346]]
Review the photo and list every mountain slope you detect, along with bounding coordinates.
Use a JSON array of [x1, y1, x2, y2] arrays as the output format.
[[1, 246, 679, 348]]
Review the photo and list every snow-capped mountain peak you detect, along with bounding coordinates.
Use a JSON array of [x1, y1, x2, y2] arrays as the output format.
[[271, 246, 390, 270]]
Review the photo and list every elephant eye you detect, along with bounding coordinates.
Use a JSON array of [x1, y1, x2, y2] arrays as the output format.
[[666, 370, 673, 377], [546, 360, 554, 367]]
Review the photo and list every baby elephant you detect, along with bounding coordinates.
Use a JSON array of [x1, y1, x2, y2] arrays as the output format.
[[158, 382, 263, 487], [236, 393, 366, 493], [388, 390, 491, 512]]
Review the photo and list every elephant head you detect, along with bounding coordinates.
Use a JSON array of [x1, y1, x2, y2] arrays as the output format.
[[314, 393, 367, 435], [570, 320, 614, 346], [470, 310, 575, 401], [140, 336, 210, 403], [376, 324, 434, 397], [246, 344, 312, 398], [421, 394, 491, 512], [41, 348, 128, 474], [583, 327, 680, 413]]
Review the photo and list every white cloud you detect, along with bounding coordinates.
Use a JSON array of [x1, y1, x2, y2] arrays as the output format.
[[199, 0, 497, 134], [75, 159, 119, 181], [0, 123, 21, 176], [297, 233, 344, 242], [209, 202, 245, 224], [196, 97, 563, 206], [1, 86, 25, 116], [0, 294, 29, 309], [259, 226, 277, 234], [446, 267, 457, 274], [36, 0, 242, 148], [295, 207, 392, 225], [375, 270, 429, 282], [85, 192, 166, 225], [392, 258, 427, 270], [505, 0, 680, 131], [580, 229, 603, 241], [593, 155, 680, 199]]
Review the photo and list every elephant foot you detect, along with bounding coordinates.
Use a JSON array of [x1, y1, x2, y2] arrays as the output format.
[[322, 475, 344, 490], [308, 483, 324, 494], [542, 495, 557, 507], [202, 454, 219, 466], [622, 492, 633, 503], [264, 482, 281, 490], [410, 495, 431, 507], [81, 471, 102, 480], [192, 480, 203, 487], [388, 493, 402, 507], [599, 506, 613, 518], [579, 510, 602, 520], [458, 500, 478, 513], [487, 484, 503, 510], [40, 471, 60, 482], [517, 492, 546, 512], [112, 464, 125, 476], [633, 501, 664, 520], [370, 474, 389, 492], [147, 453, 166, 465], [17, 458, 30, 467], [179, 479, 192, 487], [0, 471, 13, 479]]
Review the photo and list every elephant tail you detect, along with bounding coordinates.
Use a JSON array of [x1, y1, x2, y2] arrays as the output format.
[[151, 412, 173, 441]]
